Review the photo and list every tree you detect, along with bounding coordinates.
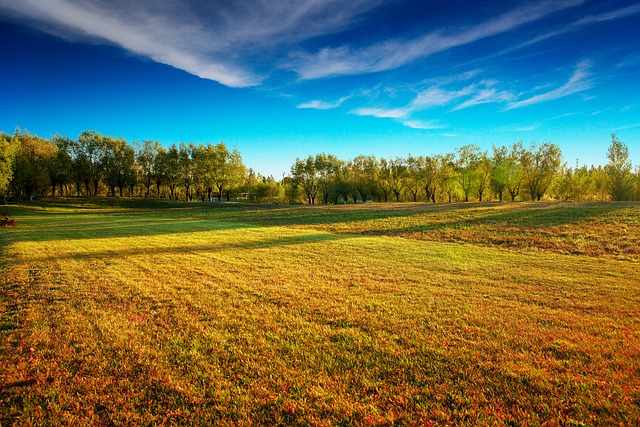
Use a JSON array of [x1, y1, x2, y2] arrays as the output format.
[[376, 158, 394, 202], [552, 163, 592, 202], [137, 140, 160, 198], [490, 145, 508, 202], [475, 151, 493, 202], [388, 157, 406, 202], [455, 144, 481, 202], [521, 142, 562, 201], [432, 154, 455, 203], [178, 142, 196, 201], [103, 136, 135, 197], [315, 153, 341, 204], [47, 135, 74, 196], [605, 134, 635, 201], [76, 130, 107, 196], [291, 156, 319, 204], [157, 144, 180, 199], [222, 148, 247, 202], [0, 132, 17, 202], [11, 130, 57, 199], [404, 155, 424, 202], [348, 155, 377, 203]]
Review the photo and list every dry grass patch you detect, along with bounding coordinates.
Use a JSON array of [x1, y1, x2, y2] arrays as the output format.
[[1, 201, 639, 426]]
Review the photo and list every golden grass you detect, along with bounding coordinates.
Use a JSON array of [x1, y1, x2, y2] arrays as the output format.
[[1, 201, 639, 426]]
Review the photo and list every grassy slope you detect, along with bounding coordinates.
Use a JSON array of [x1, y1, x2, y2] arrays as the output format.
[[1, 200, 639, 426]]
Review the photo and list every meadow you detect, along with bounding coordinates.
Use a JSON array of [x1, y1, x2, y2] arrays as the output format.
[[1, 199, 639, 426]]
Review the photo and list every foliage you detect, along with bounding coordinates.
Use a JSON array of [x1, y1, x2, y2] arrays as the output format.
[[1, 127, 638, 204], [0, 132, 17, 200], [605, 134, 636, 201]]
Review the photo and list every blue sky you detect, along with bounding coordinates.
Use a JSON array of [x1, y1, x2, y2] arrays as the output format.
[[0, 0, 638, 177]]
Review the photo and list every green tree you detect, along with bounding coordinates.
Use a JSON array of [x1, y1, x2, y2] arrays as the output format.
[[0, 132, 17, 202], [348, 155, 377, 203], [76, 130, 107, 196], [136, 140, 160, 198], [521, 142, 562, 201], [455, 144, 481, 202], [11, 130, 57, 199], [103, 136, 135, 197], [178, 142, 196, 201], [222, 148, 247, 202], [48, 135, 74, 196], [605, 134, 635, 201], [291, 156, 319, 204], [552, 163, 592, 202], [490, 145, 508, 202], [376, 157, 394, 202], [404, 155, 424, 202]]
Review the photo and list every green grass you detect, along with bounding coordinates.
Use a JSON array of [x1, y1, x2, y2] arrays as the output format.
[[1, 199, 639, 426]]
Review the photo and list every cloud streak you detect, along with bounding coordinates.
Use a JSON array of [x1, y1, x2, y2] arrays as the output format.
[[297, 96, 352, 110], [291, 0, 584, 80], [0, 0, 383, 87], [506, 60, 593, 110]]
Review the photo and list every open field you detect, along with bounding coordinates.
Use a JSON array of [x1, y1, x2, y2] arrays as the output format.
[[1, 199, 639, 426]]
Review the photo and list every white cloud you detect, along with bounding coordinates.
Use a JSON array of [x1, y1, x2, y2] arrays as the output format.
[[402, 120, 445, 130], [0, 0, 383, 87], [511, 4, 640, 52], [506, 60, 593, 110], [351, 107, 408, 119], [291, 0, 584, 80], [574, 3, 640, 26], [612, 123, 640, 131], [452, 88, 514, 111], [297, 96, 351, 110]]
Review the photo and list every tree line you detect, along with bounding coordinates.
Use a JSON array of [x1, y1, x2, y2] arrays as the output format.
[[1, 129, 638, 204], [289, 135, 639, 204]]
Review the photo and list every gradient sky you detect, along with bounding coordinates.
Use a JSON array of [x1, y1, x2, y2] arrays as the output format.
[[1, 0, 638, 177]]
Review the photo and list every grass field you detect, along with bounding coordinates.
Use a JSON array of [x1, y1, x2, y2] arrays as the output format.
[[1, 199, 639, 426]]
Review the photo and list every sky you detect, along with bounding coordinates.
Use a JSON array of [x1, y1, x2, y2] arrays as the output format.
[[0, 0, 639, 177]]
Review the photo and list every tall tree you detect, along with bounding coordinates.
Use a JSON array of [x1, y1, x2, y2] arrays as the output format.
[[11, 130, 57, 199], [0, 132, 17, 202], [605, 134, 635, 201], [404, 155, 424, 202], [178, 142, 196, 201], [49, 135, 74, 197], [136, 140, 160, 198], [222, 148, 247, 202], [521, 142, 562, 201], [348, 155, 376, 203], [291, 155, 319, 204], [77, 130, 107, 196], [376, 157, 394, 202], [490, 145, 508, 202], [475, 151, 493, 202], [455, 144, 481, 202]]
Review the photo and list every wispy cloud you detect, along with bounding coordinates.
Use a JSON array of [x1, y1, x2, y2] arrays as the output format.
[[452, 87, 514, 111], [352, 85, 475, 119], [351, 107, 408, 119], [0, 0, 383, 87], [574, 3, 640, 26], [401, 120, 445, 130], [291, 0, 584, 80], [612, 123, 640, 131], [297, 96, 352, 110], [506, 60, 593, 110], [512, 4, 640, 52]]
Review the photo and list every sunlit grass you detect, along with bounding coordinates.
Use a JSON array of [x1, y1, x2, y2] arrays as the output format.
[[1, 200, 639, 425]]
